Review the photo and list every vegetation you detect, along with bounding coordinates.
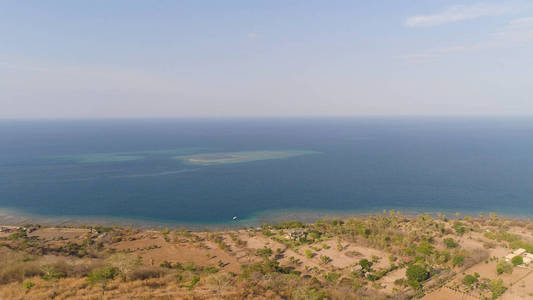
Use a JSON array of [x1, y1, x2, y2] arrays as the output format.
[[511, 255, 523, 266], [406, 264, 429, 283], [443, 238, 458, 248], [462, 274, 478, 286], [496, 260, 513, 274], [0, 212, 531, 299]]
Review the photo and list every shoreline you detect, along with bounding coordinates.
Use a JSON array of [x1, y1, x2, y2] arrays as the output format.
[[1, 205, 531, 231]]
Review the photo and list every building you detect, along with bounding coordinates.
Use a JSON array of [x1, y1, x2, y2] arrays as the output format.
[[523, 253, 533, 265], [504, 248, 528, 263]]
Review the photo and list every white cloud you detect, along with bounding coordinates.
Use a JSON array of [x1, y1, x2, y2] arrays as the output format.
[[404, 16, 533, 61], [508, 17, 533, 28], [495, 17, 533, 43], [405, 3, 519, 28]]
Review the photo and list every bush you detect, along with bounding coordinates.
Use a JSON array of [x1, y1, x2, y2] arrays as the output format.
[[23, 281, 35, 291], [394, 278, 407, 287], [87, 266, 118, 286], [304, 249, 314, 258], [406, 264, 429, 283], [490, 279, 506, 299], [129, 266, 163, 281], [275, 221, 304, 229], [359, 259, 372, 271], [256, 247, 273, 259], [497, 260, 513, 274], [262, 230, 274, 237], [509, 240, 533, 253], [453, 222, 466, 235], [40, 264, 66, 281], [417, 241, 433, 256], [443, 238, 458, 248], [324, 272, 341, 284], [511, 255, 523, 266], [452, 254, 465, 267], [462, 274, 478, 286]]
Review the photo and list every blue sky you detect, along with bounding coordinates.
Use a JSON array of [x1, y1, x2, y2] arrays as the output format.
[[1, 1, 533, 118]]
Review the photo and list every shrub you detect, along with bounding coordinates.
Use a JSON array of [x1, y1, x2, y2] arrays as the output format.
[[94, 226, 113, 233], [417, 241, 433, 256], [291, 287, 327, 300], [490, 279, 506, 299], [509, 240, 533, 253], [186, 275, 201, 290], [304, 249, 314, 258], [462, 274, 478, 286], [452, 254, 465, 267], [40, 264, 66, 281], [262, 230, 274, 237], [359, 259, 372, 271], [274, 221, 304, 229], [324, 272, 341, 284], [443, 238, 458, 248], [453, 222, 466, 235], [394, 278, 407, 287], [23, 281, 35, 291], [319, 255, 331, 265], [497, 260, 513, 274], [256, 247, 273, 259]]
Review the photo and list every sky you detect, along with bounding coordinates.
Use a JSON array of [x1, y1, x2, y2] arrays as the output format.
[[1, 0, 533, 118]]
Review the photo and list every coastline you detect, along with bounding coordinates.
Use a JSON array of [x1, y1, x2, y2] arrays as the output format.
[[1, 205, 531, 231]]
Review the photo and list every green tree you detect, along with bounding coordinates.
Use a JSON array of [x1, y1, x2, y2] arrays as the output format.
[[406, 264, 429, 283], [511, 255, 523, 266]]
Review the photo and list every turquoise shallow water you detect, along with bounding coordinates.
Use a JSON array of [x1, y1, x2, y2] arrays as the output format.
[[1, 117, 533, 226]]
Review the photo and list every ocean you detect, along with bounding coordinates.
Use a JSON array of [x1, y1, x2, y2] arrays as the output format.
[[1, 117, 533, 227]]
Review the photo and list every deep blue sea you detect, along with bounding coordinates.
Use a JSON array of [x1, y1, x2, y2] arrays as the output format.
[[1, 117, 533, 226]]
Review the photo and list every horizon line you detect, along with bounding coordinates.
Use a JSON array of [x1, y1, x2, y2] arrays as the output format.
[[2, 114, 533, 121]]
